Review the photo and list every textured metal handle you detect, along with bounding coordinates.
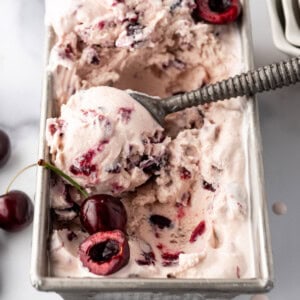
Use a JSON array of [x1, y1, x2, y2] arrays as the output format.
[[162, 56, 300, 114]]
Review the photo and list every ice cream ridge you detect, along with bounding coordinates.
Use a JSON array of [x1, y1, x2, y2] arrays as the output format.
[[46, 0, 256, 279]]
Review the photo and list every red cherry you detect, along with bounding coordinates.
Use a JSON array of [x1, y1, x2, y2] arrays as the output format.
[[79, 230, 130, 275], [80, 194, 127, 234], [0, 190, 34, 232], [0, 129, 11, 168], [196, 0, 241, 24]]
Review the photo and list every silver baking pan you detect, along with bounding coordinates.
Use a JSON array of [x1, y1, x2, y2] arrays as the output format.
[[30, 0, 273, 299]]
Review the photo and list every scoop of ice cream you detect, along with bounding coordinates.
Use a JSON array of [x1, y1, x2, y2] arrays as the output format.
[[46, 86, 169, 195]]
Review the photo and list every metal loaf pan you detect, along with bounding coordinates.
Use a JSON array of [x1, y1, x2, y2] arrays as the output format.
[[30, 1, 273, 299]]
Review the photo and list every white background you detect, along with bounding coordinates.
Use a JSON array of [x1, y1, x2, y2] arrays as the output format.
[[0, 0, 299, 299]]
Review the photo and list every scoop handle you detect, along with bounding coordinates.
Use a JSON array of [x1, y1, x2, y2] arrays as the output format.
[[162, 56, 300, 114]]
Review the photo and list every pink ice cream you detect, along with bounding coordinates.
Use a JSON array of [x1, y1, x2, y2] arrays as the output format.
[[46, 86, 169, 195], [45, 0, 255, 279], [46, 0, 240, 105]]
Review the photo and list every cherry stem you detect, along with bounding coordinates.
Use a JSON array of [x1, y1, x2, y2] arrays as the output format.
[[6, 163, 38, 194], [38, 159, 89, 199]]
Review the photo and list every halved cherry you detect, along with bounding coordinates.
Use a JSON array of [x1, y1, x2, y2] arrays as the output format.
[[79, 230, 130, 275], [196, 0, 241, 24]]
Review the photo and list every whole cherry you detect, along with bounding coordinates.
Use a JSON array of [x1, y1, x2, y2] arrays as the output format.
[[80, 194, 127, 234], [0, 131, 33, 232], [0, 129, 11, 168], [0, 190, 34, 232], [195, 0, 241, 24]]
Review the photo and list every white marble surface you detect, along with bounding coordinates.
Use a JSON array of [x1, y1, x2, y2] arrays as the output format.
[[0, 0, 299, 299]]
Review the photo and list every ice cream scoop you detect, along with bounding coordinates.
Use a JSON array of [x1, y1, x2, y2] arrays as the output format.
[[46, 86, 169, 195], [131, 56, 300, 125]]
